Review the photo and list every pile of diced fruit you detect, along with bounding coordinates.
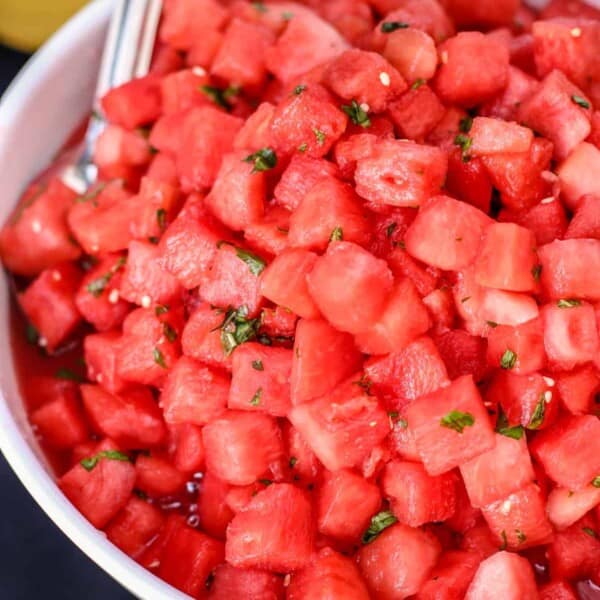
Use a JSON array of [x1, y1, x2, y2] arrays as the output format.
[[3, 0, 600, 597]]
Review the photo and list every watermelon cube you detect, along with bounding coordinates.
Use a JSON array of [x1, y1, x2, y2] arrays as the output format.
[[207, 564, 284, 600], [443, 0, 519, 27], [317, 469, 381, 543], [531, 414, 600, 490], [202, 411, 283, 485], [30, 394, 89, 449], [434, 32, 509, 107], [171, 423, 205, 473], [228, 342, 293, 417], [417, 550, 480, 600], [288, 376, 390, 471], [225, 483, 314, 571], [556, 142, 600, 209], [465, 551, 538, 600], [135, 454, 187, 497], [354, 139, 448, 208], [84, 331, 127, 394], [565, 194, 600, 240], [556, 365, 600, 415], [306, 241, 393, 335], [357, 523, 441, 599], [469, 117, 533, 156], [405, 195, 492, 271], [546, 485, 600, 530], [160, 356, 228, 425], [197, 472, 234, 540], [481, 483, 553, 549], [382, 28, 438, 85], [287, 547, 370, 600], [539, 580, 578, 600], [460, 434, 535, 509], [382, 460, 457, 527], [59, 438, 136, 528], [518, 70, 592, 161], [405, 375, 496, 475]]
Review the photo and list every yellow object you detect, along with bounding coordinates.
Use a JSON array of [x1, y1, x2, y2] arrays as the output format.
[[0, 0, 88, 52]]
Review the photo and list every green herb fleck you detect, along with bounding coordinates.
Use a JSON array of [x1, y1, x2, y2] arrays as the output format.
[[252, 1, 267, 12], [499, 530, 508, 550], [55, 368, 83, 382], [572, 95, 591, 109], [532, 264, 542, 282], [341, 100, 371, 128], [293, 84, 307, 95], [557, 298, 581, 308], [362, 510, 398, 544], [591, 476, 600, 488], [75, 182, 106, 206], [243, 147, 277, 173], [459, 116, 473, 134], [252, 360, 264, 371], [282, 11, 294, 20], [381, 21, 409, 33], [500, 349, 517, 370], [155, 304, 169, 316], [25, 323, 39, 345], [219, 306, 261, 355], [153, 347, 167, 369], [516, 530, 527, 544], [583, 526, 598, 538], [461, 296, 471, 303], [411, 78, 426, 90], [496, 407, 525, 440], [486, 321, 499, 328], [397, 418, 408, 429], [163, 323, 177, 343], [354, 374, 373, 394], [80, 449, 131, 472], [298, 143, 308, 153], [454, 133, 472, 162], [330, 227, 343, 242], [528, 394, 546, 430], [235, 247, 266, 276], [86, 256, 126, 298], [440, 410, 475, 434], [313, 128, 326, 146], [156, 208, 167, 231], [385, 222, 397, 238], [200, 84, 240, 110], [250, 388, 262, 406]]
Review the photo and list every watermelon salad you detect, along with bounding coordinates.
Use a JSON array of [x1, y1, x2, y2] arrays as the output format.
[[3, 0, 600, 597]]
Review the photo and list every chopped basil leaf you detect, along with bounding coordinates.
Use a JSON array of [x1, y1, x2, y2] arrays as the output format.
[[440, 410, 475, 434], [532, 264, 542, 282], [459, 116, 473, 133], [397, 418, 408, 429], [381, 21, 409, 33], [76, 182, 106, 206], [583, 526, 598, 538], [25, 323, 39, 345], [516, 530, 527, 544], [293, 84, 307, 95], [289, 456, 298, 468], [153, 347, 168, 369], [80, 449, 130, 472], [55, 368, 83, 382], [250, 388, 262, 406], [148, 236, 159, 245], [557, 298, 581, 308], [155, 304, 170, 316], [572, 95, 591, 109], [591, 476, 600, 488], [388, 411, 399, 419], [354, 375, 373, 394], [298, 143, 308, 153], [282, 11, 294, 20], [341, 100, 371, 128], [330, 227, 343, 242], [313, 128, 326, 146], [500, 349, 517, 370], [411, 78, 426, 90], [486, 321, 498, 328], [163, 323, 177, 343], [528, 394, 546, 430], [386, 222, 397, 238], [454, 133, 472, 162], [199, 84, 240, 110], [362, 510, 398, 544], [258, 334, 273, 346], [156, 208, 167, 231], [496, 406, 525, 440], [219, 306, 261, 355], [86, 256, 126, 298], [134, 489, 149, 500], [499, 530, 508, 550], [252, 359, 264, 371], [252, 1, 267, 12], [243, 147, 278, 173], [235, 247, 266, 276], [259, 478, 272, 486]]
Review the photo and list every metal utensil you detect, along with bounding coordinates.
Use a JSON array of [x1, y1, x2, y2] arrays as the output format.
[[61, 0, 162, 194]]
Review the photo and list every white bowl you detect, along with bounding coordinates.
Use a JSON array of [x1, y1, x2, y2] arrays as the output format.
[[2, 1, 600, 598], [0, 2, 188, 597]]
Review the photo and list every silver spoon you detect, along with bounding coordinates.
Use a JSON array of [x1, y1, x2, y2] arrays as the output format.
[[61, 0, 162, 194]]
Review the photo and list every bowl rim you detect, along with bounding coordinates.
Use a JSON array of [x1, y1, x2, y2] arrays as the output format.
[[0, 3, 189, 598]]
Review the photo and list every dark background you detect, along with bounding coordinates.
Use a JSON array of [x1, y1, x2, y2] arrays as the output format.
[[0, 46, 133, 599]]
